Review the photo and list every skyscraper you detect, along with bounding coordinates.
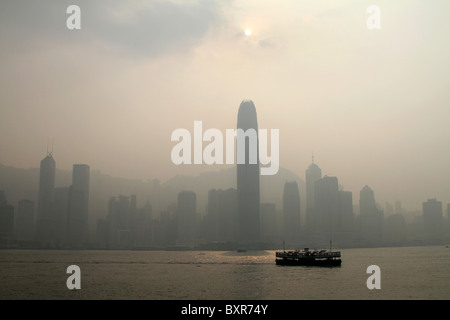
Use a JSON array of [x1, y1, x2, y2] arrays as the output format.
[[338, 190, 354, 233], [260, 202, 277, 242], [176, 191, 197, 246], [107, 195, 131, 248], [359, 185, 383, 245], [0, 191, 14, 245], [236, 100, 260, 245], [422, 198, 443, 241], [206, 188, 238, 243], [283, 181, 301, 243], [305, 158, 322, 231], [314, 176, 340, 235], [36, 152, 56, 246], [67, 164, 90, 247], [16, 199, 34, 243], [54, 187, 69, 246]]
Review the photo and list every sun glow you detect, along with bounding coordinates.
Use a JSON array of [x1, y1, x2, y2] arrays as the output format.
[[245, 28, 252, 36]]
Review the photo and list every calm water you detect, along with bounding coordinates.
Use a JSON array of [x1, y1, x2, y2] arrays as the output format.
[[0, 246, 449, 300]]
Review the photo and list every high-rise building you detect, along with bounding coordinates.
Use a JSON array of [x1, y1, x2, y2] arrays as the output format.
[[314, 176, 340, 236], [134, 200, 153, 247], [0, 190, 6, 205], [395, 200, 403, 215], [447, 204, 450, 237], [236, 100, 260, 245], [422, 198, 443, 241], [359, 185, 384, 245], [206, 188, 238, 243], [95, 218, 111, 249], [311, 175, 355, 246], [338, 190, 355, 246], [305, 159, 322, 231], [16, 199, 34, 243], [54, 187, 69, 246], [36, 153, 56, 245], [0, 191, 14, 245], [176, 191, 197, 246], [107, 195, 132, 248], [384, 214, 407, 245], [339, 190, 354, 233], [283, 181, 301, 243], [67, 164, 90, 247], [260, 203, 277, 242]]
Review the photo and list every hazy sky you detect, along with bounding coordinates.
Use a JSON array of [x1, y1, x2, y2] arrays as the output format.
[[1, 0, 449, 211]]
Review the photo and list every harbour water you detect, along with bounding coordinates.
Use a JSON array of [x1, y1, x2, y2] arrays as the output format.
[[0, 246, 449, 300]]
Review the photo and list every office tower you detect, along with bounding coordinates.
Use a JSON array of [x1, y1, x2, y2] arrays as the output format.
[[53, 187, 69, 246], [72, 164, 89, 226], [176, 191, 197, 246], [314, 176, 340, 236], [385, 202, 394, 216], [236, 100, 260, 244], [16, 199, 34, 243], [384, 214, 407, 245], [359, 185, 383, 245], [206, 188, 238, 243], [338, 190, 355, 246], [135, 200, 154, 247], [36, 153, 56, 245], [395, 200, 403, 215], [0, 190, 6, 205], [67, 164, 90, 247], [283, 181, 301, 243], [260, 203, 277, 242], [108, 195, 131, 248], [447, 204, 450, 237], [422, 198, 443, 241], [96, 218, 111, 249], [339, 190, 354, 233], [305, 158, 322, 231], [0, 191, 14, 245]]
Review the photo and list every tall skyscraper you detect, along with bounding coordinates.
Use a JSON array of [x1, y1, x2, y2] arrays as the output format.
[[447, 204, 450, 237], [135, 200, 153, 247], [16, 199, 34, 243], [236, 100, 260, 245], [314, 176, 340, 235], [305, 158, 322, 231], [422, 198, 443, 241], [206, 188, 238, 243], [260, 203, 277, 242], [0, 190, 6, 205], [36, 152, 56, 246], [176, 191, 197, 246], [338, 190, 354, 233], [283, 181, 301, 243], [107, 195, 131, 248], [67, 164, 90, 247], [359, 185, 383, 245], [54, 187, 69, 246], [0, 191, 14, 245]]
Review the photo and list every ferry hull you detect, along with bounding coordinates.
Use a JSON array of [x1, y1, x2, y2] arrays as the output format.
[[275, 258, 342, 267]]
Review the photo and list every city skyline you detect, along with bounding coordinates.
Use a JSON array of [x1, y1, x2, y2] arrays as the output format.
[[1, 100, 449, 250], [1, 1, 450, 304], [1, 1, 450, 212]]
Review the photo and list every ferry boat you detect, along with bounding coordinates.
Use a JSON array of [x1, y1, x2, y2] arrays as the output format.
[[275, 243, 342, 267]]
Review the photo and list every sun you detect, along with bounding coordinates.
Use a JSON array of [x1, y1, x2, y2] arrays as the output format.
[[245, 28, 252, 36]]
